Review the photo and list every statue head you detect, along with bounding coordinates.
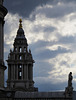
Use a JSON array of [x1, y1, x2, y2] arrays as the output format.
[[70, 72, 72, 75]]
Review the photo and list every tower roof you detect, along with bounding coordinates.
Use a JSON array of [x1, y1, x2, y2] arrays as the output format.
[[13, 19, 28, 46], [16, 19, 25, 39]]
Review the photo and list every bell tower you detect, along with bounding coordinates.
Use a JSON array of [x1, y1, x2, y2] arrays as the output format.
[[0, 0, 7, 88], [7, 19, 38, 92]]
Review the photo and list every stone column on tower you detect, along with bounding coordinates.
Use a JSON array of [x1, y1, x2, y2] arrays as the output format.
[[0, 0, 8, 88]]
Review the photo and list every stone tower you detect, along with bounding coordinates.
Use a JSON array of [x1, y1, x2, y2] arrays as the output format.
[[7, 19, 38, 92], [0, 0, 7, 88]]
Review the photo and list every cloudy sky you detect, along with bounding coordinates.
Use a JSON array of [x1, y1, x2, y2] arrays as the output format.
[[3, 0, 76, 91]]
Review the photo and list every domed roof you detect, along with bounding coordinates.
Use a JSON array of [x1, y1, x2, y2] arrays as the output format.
[[13, 19, 28, 46], [17, 27, 24, 35]]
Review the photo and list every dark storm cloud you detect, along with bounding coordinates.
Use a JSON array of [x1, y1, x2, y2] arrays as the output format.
[[4, 0, 76, 20], [4, 0, 76, 19], [4, 0, 50, 17], [35, 2, 76, 19], [60, 0, 76, 3]]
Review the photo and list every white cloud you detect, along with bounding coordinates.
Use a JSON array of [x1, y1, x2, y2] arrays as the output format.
[[48, 53, 76, 84], [4, 13, 20, 46]]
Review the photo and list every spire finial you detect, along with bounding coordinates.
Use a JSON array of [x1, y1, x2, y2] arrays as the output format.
[[19, 19, 22, 28]]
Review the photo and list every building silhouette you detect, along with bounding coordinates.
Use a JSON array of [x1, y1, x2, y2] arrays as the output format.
[[0, 0, 74, 100], [6, 19, 38, 92]]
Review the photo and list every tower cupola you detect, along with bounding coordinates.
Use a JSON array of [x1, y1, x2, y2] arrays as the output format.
[[7, 19, 38, 92], [13, 19, 28, 49]]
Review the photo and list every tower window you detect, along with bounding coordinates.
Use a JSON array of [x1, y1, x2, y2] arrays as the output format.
[[19, 55, 22, 60], [19, 65, 22, 68], [19, 47, 22, 52], [18, 71, 22, 79], [15, 55, 17, 60], [15, 47, 17, 52], [20, 72, 22, 76], [24, 47, 26, 52]]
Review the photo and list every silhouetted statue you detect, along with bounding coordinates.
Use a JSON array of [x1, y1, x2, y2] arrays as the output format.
[[65, 72, 73, 97], [29, 49, 31, 54], [68, 72, 73, 87]]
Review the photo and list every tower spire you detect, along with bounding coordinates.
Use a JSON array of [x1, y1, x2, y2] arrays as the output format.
[[19, 19, 22, 28]]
